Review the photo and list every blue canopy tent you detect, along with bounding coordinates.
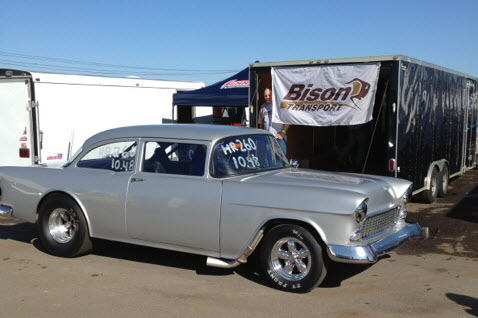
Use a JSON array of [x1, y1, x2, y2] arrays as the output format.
[[172, 68, 249, 107]]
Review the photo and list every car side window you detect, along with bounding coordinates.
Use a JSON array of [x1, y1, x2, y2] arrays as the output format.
[[142, 141, 206, 176], [77, 141, 137, 172]]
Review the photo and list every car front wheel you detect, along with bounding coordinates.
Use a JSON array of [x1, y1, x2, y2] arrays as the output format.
[[38, 193, 92, 257], [260, 224, 326, 293]]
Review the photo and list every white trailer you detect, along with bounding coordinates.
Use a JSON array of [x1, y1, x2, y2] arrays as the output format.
[[0, 69, 204, 166]]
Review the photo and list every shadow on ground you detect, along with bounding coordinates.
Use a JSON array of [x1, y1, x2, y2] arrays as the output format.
[[446, 293, 478, 317], [92, 238, 232, 276], [228, 251, 375, 290], [0, 219, 227, 275], [447, 183, 478, 224], [0, 220, 37, 243], [0, 219, 372, 290], [320, 261, 374, 288]]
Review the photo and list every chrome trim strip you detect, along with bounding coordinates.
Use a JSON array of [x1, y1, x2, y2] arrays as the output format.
[[327, 222, 423, 264], [0, 205, 13, 217]]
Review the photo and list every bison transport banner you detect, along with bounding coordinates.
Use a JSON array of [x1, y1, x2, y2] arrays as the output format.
[[271, 63, 380, 126]]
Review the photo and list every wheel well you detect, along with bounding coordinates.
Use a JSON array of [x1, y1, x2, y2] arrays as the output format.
[[261, 219, 327, 251], [37, 191, 70, 216]]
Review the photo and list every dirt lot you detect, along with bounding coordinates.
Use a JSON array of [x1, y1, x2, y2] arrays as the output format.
[[0, 169, 477, 317], [399, 168, 478, 259]]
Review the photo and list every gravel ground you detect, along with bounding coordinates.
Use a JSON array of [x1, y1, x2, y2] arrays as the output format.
[[398, 168, 478, 259], [0, 169, 477, 317]]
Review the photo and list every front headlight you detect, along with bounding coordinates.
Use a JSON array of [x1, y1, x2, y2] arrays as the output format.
[[403, 184, 413, 204], [354, 199, 368, 223]]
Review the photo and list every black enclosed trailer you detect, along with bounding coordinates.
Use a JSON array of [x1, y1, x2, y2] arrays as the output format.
[[249, 55, 478, 202]]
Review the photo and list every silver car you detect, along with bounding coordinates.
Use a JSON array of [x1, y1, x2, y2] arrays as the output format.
[[0, 124, 423, 293]]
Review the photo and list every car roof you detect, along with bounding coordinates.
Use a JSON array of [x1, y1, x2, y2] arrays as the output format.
[[83, 124, 268, 148]]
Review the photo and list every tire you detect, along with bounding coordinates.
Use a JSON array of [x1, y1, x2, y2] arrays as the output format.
[[422, 168, 438, 203], [437, 165, 449, 197], [260, 224, 326, 293], [38, 193, 92, 257]]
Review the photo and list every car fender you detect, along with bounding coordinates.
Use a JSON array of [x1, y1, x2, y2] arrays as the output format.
[[37, 189, 95, 237]]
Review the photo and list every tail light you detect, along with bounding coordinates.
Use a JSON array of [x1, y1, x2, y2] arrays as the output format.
[[19, 148, 30, 158], [388, 159, 396, 172]]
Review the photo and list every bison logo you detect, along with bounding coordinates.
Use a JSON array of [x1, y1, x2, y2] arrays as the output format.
[[347, 78, 371, 109]]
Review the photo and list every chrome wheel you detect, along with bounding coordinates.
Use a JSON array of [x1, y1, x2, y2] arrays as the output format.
[[438, 166, 449, 198], [431, 174, 437, 198], [270, 237, 312, 281], [48, 208, 77, 243], [261, 224, 326, 292], [442, 170, 448, 190]]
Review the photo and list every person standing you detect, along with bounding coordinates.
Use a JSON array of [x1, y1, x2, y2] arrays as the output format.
[[258, 88, 289, 155]]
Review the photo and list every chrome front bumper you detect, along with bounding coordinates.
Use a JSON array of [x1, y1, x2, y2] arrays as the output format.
[[327, 222, 423, 264], [0, 204, 13, 217]]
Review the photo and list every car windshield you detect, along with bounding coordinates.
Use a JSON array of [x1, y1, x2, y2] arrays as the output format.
[[211, 134, 289, 178], [63, 147, 83, 168]]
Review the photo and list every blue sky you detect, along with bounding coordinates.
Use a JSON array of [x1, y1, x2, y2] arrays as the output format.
[[1, 0, 477, 84]]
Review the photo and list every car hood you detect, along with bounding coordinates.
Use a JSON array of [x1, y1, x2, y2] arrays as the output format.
[[233, 168, 410, 213]]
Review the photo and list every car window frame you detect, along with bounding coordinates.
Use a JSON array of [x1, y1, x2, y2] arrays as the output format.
[[138, 137, 210, 178], [73, 138, 140, 173]]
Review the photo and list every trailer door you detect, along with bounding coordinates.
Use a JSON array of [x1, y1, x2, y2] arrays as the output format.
[[0, 78, 35, 166], [464, 81, 477, 168]]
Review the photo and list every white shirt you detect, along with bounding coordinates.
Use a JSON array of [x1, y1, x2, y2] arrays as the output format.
[[260, 103, 286, 140]]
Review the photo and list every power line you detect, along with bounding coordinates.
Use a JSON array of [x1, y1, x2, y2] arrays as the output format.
[[0, 50, 238, 73], [0, 58, 237, 77]]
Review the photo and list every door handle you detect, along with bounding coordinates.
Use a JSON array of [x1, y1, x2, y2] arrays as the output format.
[[130, 177, 145, 183]]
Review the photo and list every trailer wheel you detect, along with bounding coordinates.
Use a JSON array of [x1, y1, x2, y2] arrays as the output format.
[[437, 165, 449, 197], [422, 168, 438, 203]]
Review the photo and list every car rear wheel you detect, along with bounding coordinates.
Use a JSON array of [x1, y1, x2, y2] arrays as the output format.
[[260, 224, 326, 293], [38, 194, 92, 257], [437, 165, 449, 197]]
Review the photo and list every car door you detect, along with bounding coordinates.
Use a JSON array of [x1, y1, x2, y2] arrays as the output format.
[[72, 139, 139, 240], [125, 139, 222, 252]]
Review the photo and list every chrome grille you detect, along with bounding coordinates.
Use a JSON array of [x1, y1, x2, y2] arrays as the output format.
[[361, 208, 400, 238]]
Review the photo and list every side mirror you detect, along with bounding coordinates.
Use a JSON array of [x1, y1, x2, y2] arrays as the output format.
[[289, 159, 299, 169]]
